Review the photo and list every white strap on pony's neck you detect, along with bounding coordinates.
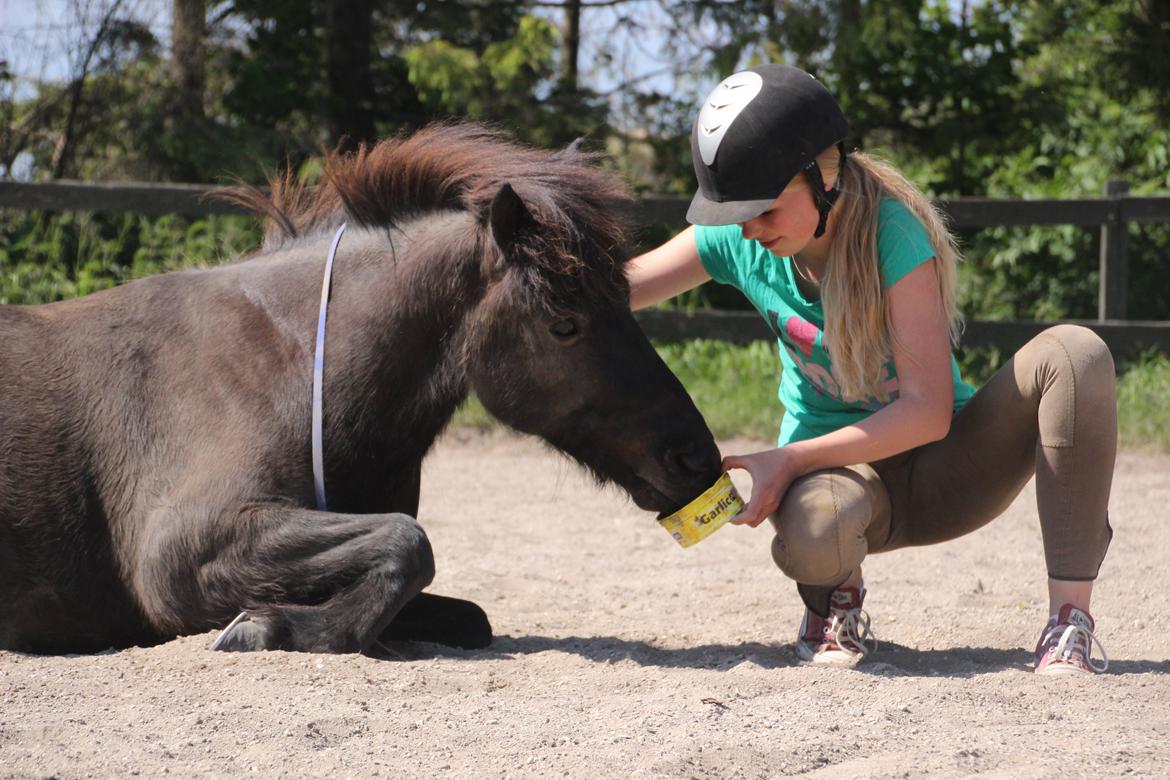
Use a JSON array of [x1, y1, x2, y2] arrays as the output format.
[[312, 222, 347, 511]]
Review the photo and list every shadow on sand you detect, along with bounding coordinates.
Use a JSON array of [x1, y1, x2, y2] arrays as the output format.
[[369, 634, 1170, 677]]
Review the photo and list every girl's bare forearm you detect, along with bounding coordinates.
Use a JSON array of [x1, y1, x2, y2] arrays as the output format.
[[783, 395, 951, 475]]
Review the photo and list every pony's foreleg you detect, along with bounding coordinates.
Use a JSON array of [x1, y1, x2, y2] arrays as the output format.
[[138, 507, 434, 653]]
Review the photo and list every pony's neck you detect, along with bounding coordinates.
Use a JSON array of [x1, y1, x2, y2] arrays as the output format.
[[314, 215, 486, 509]]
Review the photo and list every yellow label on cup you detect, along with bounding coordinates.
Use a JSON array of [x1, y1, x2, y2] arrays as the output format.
[[657, 472, 744, 548]]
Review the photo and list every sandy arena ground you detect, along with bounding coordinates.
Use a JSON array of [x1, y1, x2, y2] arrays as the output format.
[[3, 431, 1169, 779]]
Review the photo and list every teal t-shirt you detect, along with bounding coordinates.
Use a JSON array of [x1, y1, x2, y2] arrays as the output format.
[[695, 198, 976, 445]]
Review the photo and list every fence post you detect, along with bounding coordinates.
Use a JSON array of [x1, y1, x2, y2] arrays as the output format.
[[1098, 179, 1129, 321]]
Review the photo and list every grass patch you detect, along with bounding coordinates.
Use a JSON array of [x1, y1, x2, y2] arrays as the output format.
[[654, 339, 783, 440], [452, 395, 495, 430], [1117, 354, 1170, 452]]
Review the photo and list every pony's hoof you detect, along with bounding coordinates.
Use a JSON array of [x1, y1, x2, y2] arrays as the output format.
[[209, 615, 266, 652], [379, 592, 493, 649]]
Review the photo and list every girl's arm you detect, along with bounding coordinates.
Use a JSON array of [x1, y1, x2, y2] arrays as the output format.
[[627, 226, 712, 310], [727, 258, 956, 527]]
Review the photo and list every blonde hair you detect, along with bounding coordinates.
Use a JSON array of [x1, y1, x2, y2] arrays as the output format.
[[792, 147, 963, 403]]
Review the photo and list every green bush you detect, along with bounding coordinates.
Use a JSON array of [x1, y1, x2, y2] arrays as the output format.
[[0, 210, 262, 305]]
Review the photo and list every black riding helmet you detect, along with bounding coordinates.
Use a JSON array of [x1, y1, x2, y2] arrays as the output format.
[[687, 64, 849, 238]]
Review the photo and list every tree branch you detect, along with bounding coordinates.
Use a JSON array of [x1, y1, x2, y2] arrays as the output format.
[[51, 0, 125, 179]]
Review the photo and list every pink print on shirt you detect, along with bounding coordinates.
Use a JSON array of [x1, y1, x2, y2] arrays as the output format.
[[776, 314, 899, 409], [785, 316, 819, 358]]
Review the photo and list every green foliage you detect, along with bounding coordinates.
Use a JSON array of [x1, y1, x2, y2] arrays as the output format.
[[405, 41, 484, 115], [654, 339, 784, 440], [395, 0, 522, 51], [483, 16, 558, 92], [640, 0, 1170, 324], [405, 14, 606, 148], [0, 210, 262, 305], [220, 2, 325, 134], [953, 345, 1006, 388], [950, 1, 1170, 321], [452, 395, 495, 430], [1117, 354, 1170, 452]]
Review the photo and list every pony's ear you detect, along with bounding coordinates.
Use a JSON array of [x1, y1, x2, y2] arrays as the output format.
[[488, 182, 533, 256]]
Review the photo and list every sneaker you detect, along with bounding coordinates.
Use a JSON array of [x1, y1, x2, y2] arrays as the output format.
[[1034, 604, 1109, 676], [796, 586, 876, 666]]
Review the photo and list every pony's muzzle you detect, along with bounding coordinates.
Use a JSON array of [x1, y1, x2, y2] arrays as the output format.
[[663, 439, 722, 480]]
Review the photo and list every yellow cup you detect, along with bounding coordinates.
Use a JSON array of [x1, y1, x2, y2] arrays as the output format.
[[657, 472, 744, 548]]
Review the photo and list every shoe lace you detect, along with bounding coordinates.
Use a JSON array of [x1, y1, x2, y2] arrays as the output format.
[[827, 606, 878, 658], [1042, 622, 1109, 673]]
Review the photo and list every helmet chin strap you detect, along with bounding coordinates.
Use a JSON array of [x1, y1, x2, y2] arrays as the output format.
[[803, 143, 847, 238]]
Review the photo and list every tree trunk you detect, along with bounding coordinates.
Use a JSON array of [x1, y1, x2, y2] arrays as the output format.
[[562, 0, 581, 91], [171, 0, 206, 120], [831, 0, 862, 143], [325, 0, 376, 150]]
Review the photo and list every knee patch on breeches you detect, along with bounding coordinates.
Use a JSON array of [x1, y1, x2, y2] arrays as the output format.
[[769, 465, 888, 586], [1027, 324, 1116, 447]]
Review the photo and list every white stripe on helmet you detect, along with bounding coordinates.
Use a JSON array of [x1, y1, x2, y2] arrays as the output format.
[[696, 71, 764, 166]]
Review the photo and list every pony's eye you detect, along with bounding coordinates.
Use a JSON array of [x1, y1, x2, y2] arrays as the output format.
[[549, 318, 578, 339]]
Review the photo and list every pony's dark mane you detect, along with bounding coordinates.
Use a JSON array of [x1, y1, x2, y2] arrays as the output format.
[[222, 123, 633, 303]]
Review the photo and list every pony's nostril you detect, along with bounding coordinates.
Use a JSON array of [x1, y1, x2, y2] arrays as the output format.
[[682, 450, 711, 474], [664, 441, 708, 476]]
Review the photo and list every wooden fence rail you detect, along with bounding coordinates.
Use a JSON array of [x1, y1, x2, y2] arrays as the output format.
[[3, 179, 1170, 353], [632, 309, 1170, 355]]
